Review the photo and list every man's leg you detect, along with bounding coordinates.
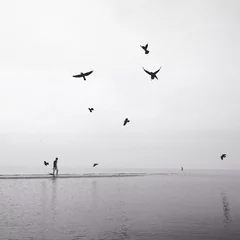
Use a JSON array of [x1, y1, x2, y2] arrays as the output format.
[[56, 167, 59, 175]]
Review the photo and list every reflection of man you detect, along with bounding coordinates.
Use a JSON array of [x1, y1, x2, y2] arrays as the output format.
[[53, 158, 59, 176]]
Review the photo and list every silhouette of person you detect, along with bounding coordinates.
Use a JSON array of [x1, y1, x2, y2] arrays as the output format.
[[53, 158, 59, 176]]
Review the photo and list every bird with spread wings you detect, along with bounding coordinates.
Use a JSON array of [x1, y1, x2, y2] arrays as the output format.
[[123, 118, 130, 126], [44, 161, 49, 166], [140, 43, 149, 54], [73, 70, 93, 80], [143, 67, 161, 80], [221, 154, 227, 160]]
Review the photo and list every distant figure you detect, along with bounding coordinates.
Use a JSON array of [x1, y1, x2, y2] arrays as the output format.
[[181, 166, 183, 171], [53, 158, 59, 175], [73, 70, 93, 80], [221, 154, 227, 160], [93, 163, 98, 167], [140, 44, 149, 54], [123, 118, 130, 126], [88, 108, 94, 112], [44, 161, 49, 166], [143, 67, 161, 80]]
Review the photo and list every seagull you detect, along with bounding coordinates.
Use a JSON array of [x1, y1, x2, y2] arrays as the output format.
[[143, 67, 161, 80], [44, 161, 49, 166], [73, 70, 93, 80], [221, 154, 227, 160], [93, 163, 98, 167], [140, 44, 149, 54], [88, 108, 94, 113], [123, 118, 130, 126]]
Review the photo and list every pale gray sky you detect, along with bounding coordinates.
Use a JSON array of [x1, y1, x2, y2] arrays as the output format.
[[0, 0, 240, 169]]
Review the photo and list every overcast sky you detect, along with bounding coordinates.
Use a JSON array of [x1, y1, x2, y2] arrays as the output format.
[[0, 0, 239, 170]]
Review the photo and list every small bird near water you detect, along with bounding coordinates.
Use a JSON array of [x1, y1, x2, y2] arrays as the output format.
[[221, 154, 227, 160], [143, 67, 161, 80], [93, 163, 98, 167], [73, 70, 93, 80], [123, 118, 130, 126], [44, 161, 49, 166], [88, 108, 94, 112], [140, 44, 149, 54]]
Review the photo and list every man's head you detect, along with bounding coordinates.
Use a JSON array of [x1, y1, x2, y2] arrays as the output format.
[[56, 158, 58, 161]]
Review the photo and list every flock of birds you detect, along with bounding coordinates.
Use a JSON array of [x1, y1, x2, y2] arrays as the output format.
[[42, 44, 158, 170], [43, 43, 227, 171], [72, 43, 161, 127], [43, 44, 160, 171]]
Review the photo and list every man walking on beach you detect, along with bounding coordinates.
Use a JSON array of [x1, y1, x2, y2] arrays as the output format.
[[53, 158, 59, 176]]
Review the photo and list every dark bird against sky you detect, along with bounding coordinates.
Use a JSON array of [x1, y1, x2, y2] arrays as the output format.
[[140, 44, 149, 54], [123, 118, 130, 126], [73, 70, 93, 80], [143, 67, 161, 80], [93, 163, 98, 167], [221, 154, 227, 160], [44, 161, 49, 166], [88, 108, 94, 112]]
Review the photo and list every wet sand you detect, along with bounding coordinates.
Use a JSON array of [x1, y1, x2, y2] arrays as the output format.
[[0, 172, 179, 179], [0, 173, 147, 179]]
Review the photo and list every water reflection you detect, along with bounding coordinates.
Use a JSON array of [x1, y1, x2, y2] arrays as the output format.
[[92, 180, 97, 197], [51, 178, 57, 226], [89, 179, 130, 239], [119, 224, 129, 239], [220, 191, 231, 229], [40, 181, 47, 240], [91, 180, 98, 210], [117, 184, 130, 239]]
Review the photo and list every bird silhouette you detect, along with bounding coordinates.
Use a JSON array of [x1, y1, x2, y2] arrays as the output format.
[[44, 161, 49, 166], [88, 108, 94, 112], [221, 154, 227, 160], [123, 118, 130, 126], [140, 44, 149, 54], [93, 163, 98, 167], [143, 67, 161, 80], [73, 70, 93, 80]]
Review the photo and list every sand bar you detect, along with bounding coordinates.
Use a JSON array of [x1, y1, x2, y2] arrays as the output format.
[[0, 173, 149, 179]]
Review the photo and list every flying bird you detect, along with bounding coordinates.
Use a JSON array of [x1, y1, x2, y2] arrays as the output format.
[[73, 70, 93, 80], [93, 163, 98, 167], [88, 108, 94, 112], [143, 67, 161, 80], [123, 118, 130, 126], [221, 154, 227, 160], [44, 161, 49, 166], [140, 44, 149, 54]]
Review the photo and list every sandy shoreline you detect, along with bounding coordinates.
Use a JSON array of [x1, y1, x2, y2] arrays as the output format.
[[0, 172, 179, 179], [0, 173, 149, 179]]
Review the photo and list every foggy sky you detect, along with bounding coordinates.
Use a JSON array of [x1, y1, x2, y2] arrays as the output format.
[[0, 0, 240, 169]]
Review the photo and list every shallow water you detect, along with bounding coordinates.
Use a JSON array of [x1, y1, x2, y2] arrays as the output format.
[[0, 171, 240, 240]]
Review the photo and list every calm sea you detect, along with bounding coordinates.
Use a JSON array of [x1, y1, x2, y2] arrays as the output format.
[[0, 169, 240, 240]]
